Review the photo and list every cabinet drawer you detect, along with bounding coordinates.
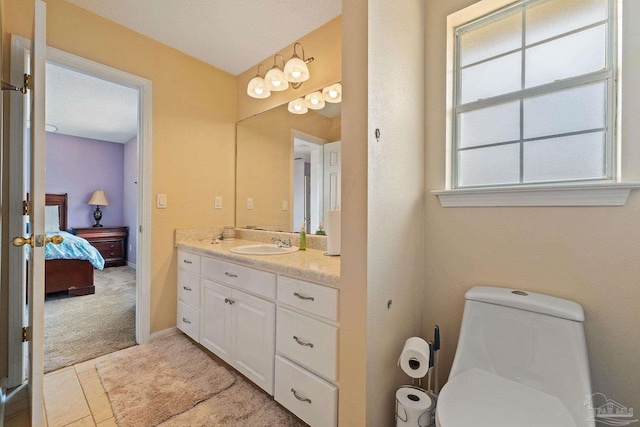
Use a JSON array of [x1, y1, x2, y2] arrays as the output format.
[[275, 355, 337, 427], [93, 241, 123, 258], [278, 276, 338, 321], [177, 300, 200, 341], [178, 250, 201, 274], [277, 307, 337, 382], [178, 270, 200, 308], [201, 257, 276, 300]]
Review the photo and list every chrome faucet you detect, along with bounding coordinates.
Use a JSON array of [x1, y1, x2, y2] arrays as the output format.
[[272, 236, 292, 248]]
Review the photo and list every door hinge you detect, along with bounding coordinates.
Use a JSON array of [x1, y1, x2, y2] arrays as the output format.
[[22, 326, 30, 342], [23, 200, 30, 215], [1, 74, 30, 94], [139, 225, 142, 233]]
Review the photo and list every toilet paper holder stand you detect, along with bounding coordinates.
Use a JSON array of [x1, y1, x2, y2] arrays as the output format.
[[395, 385, 437, 427]]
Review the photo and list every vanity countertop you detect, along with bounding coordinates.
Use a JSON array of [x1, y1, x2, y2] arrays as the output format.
[[177, 238, 340, 287]]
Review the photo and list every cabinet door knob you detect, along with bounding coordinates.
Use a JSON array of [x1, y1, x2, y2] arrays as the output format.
[[183, 259, 193, 264], [182, 317, 191, 324], [293, 292, 314, 301], [290, 388, 312, 404], [225, 272, 238, 278], [293, 336, 314, 348], [224, 298, 235, 305], [183, 286, 192, 291]]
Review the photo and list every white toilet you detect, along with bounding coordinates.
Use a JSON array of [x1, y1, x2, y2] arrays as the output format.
[[436, 286, 594, 427]]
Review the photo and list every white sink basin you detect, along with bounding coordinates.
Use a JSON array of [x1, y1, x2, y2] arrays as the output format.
[[229, 244, 299, 255]]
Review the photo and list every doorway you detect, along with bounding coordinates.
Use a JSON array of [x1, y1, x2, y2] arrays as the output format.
[[5, 36, 152, 388]]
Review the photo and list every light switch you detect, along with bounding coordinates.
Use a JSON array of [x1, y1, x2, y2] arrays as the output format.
[[215, 196, 222, 209], [283, 200, 288, 211], [247, 198, 254, 210], [156, 194, 167, 209]]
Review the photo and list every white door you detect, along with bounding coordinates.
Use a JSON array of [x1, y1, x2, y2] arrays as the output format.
[[200, 280, 232, 363], [233, 290, 275, 394], [323, 141, 341, 214], [8, 1, 50, 424]]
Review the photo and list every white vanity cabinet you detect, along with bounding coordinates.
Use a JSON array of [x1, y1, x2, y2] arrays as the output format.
[[200, 278, 276, 394], [176, 247, 339, 427], [275, 276, 339, 427]]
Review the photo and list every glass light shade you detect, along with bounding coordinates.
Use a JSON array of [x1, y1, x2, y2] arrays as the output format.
[[304, 91, 325, 110], [264, 66, 289, 91], [288, 98, 308, 114], [247, 76, 271, 99], [284, 56, 310, 83], [322, 83, 342, 103]]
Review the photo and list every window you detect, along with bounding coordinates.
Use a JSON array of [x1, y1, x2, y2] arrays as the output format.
[[453, 0, 615, 189]]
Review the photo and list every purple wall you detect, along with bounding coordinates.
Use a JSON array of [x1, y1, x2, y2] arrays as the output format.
[[46, 132, 124, 229], [123, 136, 138, 266]]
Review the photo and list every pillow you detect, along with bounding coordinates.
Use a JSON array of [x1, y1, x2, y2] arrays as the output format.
[[45, 205, 61, 233]]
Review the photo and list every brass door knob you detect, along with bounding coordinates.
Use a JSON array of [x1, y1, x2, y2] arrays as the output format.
[[45, 235, 64, 245], [12, 236, 33, 247]]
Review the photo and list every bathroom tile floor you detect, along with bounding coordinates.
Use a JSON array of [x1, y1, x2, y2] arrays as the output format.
[[5, 357, 117, 427]]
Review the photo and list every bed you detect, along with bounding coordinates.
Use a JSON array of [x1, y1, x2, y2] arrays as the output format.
[[44, 193, 105, 296]]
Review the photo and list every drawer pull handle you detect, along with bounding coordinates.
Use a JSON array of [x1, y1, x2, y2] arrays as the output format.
[[225, 298, 235, 305], [293, 292, 315, 301], [182, 317, 191, 324], [225, 272, 238, 278], [293, 336, 314, 348], [183, 286, 192, 291], [291, 388, 312, 404], [183, 260, 193, 264]]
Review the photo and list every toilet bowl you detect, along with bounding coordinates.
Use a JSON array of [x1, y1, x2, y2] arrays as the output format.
[[435, 286, 594, 427]]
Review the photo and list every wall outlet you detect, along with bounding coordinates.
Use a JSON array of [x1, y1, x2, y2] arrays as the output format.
[[283, 200, 288, 211], [247, 198, 254, 210], [214, 196, 222, 209], [156, 194, 167, 209]]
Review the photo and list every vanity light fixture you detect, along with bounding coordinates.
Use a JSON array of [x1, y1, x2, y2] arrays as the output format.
[[304, 91, 325, 110], [288, 98, 308, 114], [247, 64, 271, 99], [246, 42, 314, 99], [322, 83, 342, 103], [264, 54, 289, 92]]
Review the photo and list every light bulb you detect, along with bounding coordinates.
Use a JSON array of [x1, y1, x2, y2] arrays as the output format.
[[329, 90, 338, 98], [295, 105, 302, 111], [255, 88, 264, 95], [272, 80, 281, 87], [292, 71, 301, 78]]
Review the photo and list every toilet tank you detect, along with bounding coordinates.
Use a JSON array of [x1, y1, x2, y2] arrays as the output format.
[[449, 286, 593, 427]]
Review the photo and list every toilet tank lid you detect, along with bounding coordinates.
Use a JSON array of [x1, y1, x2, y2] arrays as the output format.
[[465, 286, 585, 321]]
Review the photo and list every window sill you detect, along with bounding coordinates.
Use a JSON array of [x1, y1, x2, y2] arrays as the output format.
[[432, 182, 640, 207]]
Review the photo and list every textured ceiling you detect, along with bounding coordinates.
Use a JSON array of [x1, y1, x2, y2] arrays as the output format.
[[46, 63, 139, 143], [65, 0, 342, 75]]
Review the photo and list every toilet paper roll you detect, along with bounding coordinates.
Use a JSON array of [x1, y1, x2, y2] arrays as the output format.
[[396, 386, 434, 427], [398, 337, 430, 379], [325, 210, 341, 256]]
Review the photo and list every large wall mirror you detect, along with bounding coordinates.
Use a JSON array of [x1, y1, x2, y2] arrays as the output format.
[[236, 88, 341, 233]]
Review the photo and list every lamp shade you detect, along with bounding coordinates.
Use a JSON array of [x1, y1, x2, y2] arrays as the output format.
[[247, 76, 271, 99], [322, 83, 342, 103], [284, 56, 310, 83], [288, 98, 308, 114], [304, 91, 325, 110], [88, 190, 110, 206], [264, 66, 289, 91]]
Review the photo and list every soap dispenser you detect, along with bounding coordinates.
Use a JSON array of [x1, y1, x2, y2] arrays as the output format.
[[300, 221, 307, 251]]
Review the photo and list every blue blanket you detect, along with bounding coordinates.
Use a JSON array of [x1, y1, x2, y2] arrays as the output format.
[[45, 231, 105, 270]]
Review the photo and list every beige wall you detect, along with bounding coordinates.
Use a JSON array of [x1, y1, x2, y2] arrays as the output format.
[[1, 0, 237, 349], [340, 0, 426, 425], [236, 16, 342, 122], [236, 104, 340, 231], [424, 0, 640, 412]]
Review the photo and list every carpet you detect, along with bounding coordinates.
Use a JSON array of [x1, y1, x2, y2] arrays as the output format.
[[96, 334, 237, 427], [97, 334, 306, 427], [44, 266, 137, 373]]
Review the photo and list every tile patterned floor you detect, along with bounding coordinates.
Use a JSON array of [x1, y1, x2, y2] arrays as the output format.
[[5, 357, 117, 427]]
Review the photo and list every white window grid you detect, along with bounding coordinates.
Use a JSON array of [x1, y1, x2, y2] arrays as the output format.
[[452, 0, 617, 189]]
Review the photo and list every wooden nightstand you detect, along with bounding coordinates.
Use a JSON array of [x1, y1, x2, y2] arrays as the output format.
[[73, 226, 129, 267]]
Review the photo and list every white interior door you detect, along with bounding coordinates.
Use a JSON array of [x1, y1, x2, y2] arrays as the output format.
[[7, 1, 48, 424], [323, 141, 341, 214]]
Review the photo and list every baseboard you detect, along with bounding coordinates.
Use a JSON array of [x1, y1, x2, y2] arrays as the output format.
[[0, 385, 6, 426], [127, 261, 137, 269], [150, 327, 181, 341]]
